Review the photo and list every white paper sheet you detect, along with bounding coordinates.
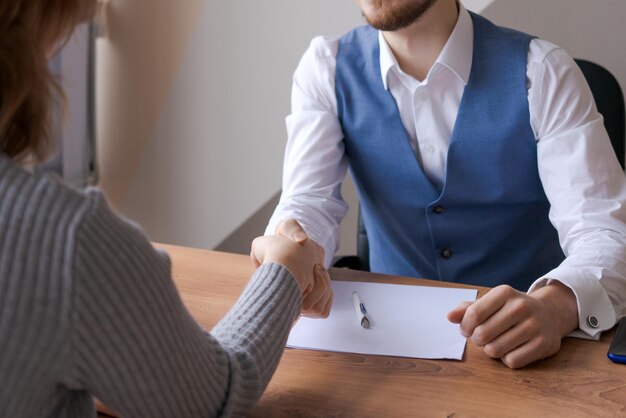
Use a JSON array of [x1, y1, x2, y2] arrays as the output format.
[[287, 281, 478, 360]]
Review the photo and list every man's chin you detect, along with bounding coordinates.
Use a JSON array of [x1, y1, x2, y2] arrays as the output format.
[[362, 0, 438, 32]]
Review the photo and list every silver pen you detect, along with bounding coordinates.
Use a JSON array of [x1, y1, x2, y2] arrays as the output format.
[[352, 291, 370, 329]]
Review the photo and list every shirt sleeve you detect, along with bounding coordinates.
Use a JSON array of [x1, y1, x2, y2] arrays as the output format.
[[66, 190, 302, 417], [527, 40, 626, 338], [265, 36, 349, 267]]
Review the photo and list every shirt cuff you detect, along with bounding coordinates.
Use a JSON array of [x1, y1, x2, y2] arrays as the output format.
[[528, 267, 617, 339]]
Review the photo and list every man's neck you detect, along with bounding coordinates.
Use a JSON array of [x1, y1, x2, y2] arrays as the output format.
[[382, 0, 459, 82]]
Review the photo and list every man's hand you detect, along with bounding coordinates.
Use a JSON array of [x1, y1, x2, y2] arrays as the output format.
[[250, 219, 333, 318], [302, 264, 333, 318], [274, 218, 309, 244], [273, 218, 333, 317], [447, 282, 579, 369]]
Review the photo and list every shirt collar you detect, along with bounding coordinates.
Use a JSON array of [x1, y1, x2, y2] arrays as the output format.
[[379, 4, 473, 90]]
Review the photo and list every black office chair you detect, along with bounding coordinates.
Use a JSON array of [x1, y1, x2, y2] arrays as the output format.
[[333, 59, 626, 272], [575, 59, 625, 168], [333, 209, 370, 271]]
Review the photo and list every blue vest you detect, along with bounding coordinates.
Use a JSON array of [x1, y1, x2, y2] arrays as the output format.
[[335, 13, 564, 290]]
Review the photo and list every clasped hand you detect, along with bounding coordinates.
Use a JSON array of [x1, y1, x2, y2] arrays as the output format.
[[250, 218, 333, 318], [448, 282, 578, 368]]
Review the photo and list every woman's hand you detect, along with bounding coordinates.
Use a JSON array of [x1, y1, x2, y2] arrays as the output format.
[[250, 218, 333, 317]]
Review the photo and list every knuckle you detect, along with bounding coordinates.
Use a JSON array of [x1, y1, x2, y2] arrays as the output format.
[[464, 305, 481, 325], [277, 218, 295, 234], [472, 327, 488, 346], [483, 343, 500, 358], [494, 285, 515, 298], [525, 316, 541, 332], [534, 334, 547, 349], [276, 219, 287, 230], [510, 299, 530, 317]]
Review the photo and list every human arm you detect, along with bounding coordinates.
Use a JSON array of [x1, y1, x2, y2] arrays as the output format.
[[265, 36, 349, 268], [257, 218, 333, 318], [448, 41, 626, 368], [529, 44, 626, 336], [66, 191, 318, 417], [448, 282, 578, 369]]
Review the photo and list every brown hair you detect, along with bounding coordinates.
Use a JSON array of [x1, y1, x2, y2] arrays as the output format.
[[0, 1, 96, 162]]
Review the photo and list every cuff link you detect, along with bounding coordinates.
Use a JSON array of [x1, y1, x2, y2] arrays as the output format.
[[586, 315, 599, 328]]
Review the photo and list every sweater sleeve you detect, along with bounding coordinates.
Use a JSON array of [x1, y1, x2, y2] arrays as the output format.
[[66, 190, 302, 417]]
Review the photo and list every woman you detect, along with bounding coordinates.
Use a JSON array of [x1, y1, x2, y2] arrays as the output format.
[[0, 1, 332, 417]]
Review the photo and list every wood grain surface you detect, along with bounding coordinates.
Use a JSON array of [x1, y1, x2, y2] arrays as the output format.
[[97, 244, 626, 418]]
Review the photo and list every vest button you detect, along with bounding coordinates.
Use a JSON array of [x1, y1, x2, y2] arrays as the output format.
[[432, 205, 444, 214], [441, 248, 452, 259]]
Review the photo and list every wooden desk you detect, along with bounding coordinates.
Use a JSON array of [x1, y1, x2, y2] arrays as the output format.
[[100, 244, 626, 417]]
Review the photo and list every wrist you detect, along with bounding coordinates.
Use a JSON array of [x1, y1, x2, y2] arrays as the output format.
[[530, 281, 579, 337], [262, 258, 306, 295]]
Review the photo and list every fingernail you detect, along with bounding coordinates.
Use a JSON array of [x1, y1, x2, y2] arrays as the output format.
[[294, 231, 307, 241]]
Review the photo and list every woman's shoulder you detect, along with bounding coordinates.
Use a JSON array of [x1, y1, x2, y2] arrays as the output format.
[[0, 156, 92, 230], [0, 155, 169, 271], [0, 156, 140, 250]]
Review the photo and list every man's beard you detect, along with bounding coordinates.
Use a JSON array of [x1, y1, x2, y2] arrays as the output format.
[[363, 0, 439, 31]]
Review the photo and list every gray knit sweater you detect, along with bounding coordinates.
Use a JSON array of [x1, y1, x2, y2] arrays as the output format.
[[0, 155, 302, 417]]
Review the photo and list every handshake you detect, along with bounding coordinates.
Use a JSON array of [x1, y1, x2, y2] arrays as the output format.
[[250, 218, 333, 318]]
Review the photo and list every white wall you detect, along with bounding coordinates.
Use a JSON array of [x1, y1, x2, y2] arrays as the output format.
[[482, 0, 626, 105], [463, 0, 496, 12], [97, 0, 625, 257], [97, 1, 362, 251]]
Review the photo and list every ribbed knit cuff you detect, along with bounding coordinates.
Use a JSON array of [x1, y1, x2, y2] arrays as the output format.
[[212, 262, 302, 345]]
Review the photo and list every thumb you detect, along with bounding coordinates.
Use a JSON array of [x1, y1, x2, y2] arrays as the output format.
[[275, 218, 308, 244], [250, 236, 266, 268], [447, 301, 473, 324]]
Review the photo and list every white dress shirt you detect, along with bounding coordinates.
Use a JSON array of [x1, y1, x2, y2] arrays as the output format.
[[266, 6, 626, 338]]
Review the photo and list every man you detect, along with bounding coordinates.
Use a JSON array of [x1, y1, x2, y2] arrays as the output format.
[[266, 0, 626, 368]]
